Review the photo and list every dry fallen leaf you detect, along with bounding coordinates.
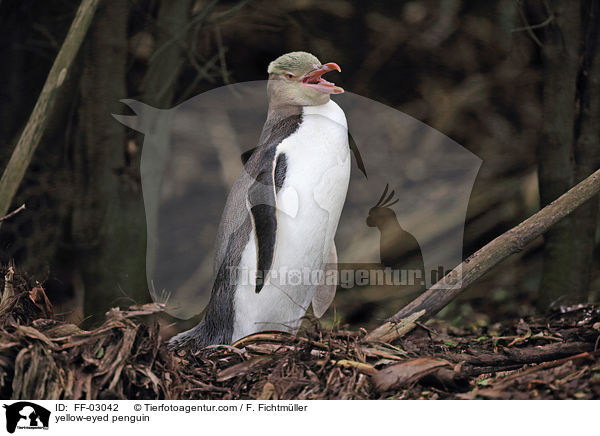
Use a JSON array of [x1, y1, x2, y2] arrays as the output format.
[[29, 285, 53, 317], [373, 357, 451, 391], [15, 325, 55, 348], [258, 381, 276, 399], [335, 359, 378, 376]]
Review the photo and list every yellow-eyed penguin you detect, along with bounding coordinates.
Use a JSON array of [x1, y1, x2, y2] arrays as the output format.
[[169, 52, 350, 351]]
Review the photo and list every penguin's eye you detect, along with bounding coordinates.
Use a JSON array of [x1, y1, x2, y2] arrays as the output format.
[[284, 73, 296, 80]]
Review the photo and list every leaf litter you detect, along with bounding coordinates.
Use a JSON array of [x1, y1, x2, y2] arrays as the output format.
[[0, 269, 598, 399]]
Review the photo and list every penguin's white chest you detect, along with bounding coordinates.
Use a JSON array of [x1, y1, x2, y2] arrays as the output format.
[[232, 100, 350, 342]]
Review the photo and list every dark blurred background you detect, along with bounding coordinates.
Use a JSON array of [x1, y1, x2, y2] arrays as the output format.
[[0, 0, 598, 331]]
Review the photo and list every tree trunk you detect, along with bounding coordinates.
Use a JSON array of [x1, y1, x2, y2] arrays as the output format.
[[74, 0, 149, 325], [536, 0, 582, 309], [571, 2, 600, 300]]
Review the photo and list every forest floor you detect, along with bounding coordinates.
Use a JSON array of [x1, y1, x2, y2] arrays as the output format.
[[0, 272, 599, 400]]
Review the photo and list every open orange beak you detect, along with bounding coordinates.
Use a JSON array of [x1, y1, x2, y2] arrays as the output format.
[[300, 62, 344, 94]]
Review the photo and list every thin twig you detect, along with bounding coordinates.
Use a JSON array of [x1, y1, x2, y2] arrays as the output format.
[[214, 24, 230, 85], [149, 0, 219, 65], [0, 203, 25, 222], [0, 265, 15, 311], [209, 0, 252, 23], [515, 0, 544, 47], [511, 14, 554, 33]]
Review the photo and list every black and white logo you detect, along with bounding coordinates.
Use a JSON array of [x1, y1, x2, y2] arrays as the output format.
[[3, 402, 50, 433]]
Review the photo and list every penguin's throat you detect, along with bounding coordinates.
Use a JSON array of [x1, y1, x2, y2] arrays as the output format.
[[266, 103, 302, 122]]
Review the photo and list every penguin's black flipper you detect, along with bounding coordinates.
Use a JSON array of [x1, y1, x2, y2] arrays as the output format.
[[247, 154, 287, 293], [247, 199, 276, 294], [349, 134, 367, 179], [241, 146, 258, 165]]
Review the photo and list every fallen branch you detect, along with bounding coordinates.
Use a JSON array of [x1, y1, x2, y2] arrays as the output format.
[[434, 350, 595, 398], [365, 167, 600, 343], [454, 351, 598, 399], [0, 0, 100, 222], [442, 341, 595, 368]]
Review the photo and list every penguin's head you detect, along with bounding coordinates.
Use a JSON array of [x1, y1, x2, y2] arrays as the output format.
[[267, 51, 343, 107]]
